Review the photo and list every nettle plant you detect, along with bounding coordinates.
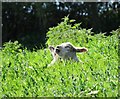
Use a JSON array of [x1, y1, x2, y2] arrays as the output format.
[[1, 16, 119, 97], [46, 16, 92, 47]]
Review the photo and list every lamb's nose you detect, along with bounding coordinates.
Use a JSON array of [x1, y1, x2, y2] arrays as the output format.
[[56, 46, 61, 53], [56, 49, 60, 53]]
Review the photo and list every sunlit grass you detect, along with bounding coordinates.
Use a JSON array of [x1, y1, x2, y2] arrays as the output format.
[[1, 17, 119, 97]]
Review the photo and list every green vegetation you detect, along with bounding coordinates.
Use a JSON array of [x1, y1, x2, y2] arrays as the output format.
[[1, 17, 119, 97]]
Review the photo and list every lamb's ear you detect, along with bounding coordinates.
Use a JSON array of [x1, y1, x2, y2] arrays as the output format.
[[49, 46, 55, 52], [75, 47, 88, 53]]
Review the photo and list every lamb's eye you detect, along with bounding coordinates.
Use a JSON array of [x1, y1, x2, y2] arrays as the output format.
[[65, 46, 70, 48]]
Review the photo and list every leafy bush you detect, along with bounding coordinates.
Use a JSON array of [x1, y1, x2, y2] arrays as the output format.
[[46, 16, 91, 47], [1, 16, 119, 97]]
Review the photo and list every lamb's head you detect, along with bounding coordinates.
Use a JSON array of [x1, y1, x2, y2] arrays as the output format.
[[49, 42, 88, 61]]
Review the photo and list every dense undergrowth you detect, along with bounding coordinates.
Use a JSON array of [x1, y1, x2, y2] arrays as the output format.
[[1, 16, 119, 97]]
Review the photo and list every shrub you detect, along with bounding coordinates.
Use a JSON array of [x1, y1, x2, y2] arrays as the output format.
[[1, 16, 119, 97]]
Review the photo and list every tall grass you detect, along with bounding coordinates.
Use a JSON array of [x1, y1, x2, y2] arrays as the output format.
[[1, 16, 119, 97]]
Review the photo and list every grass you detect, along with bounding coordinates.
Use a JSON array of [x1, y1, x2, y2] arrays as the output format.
[[1, 17, 119, 97]]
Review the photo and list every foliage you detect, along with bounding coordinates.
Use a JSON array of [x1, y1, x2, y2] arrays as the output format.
[[46, 16, 91, 46], [1, 17, 119, 97]]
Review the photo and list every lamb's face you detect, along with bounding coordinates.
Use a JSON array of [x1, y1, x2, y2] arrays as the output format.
[[49, 42, 88, 62], [55, 42, 76, 59]]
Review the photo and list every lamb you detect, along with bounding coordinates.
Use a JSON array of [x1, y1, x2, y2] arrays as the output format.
[[48, 42, 88, 66]]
